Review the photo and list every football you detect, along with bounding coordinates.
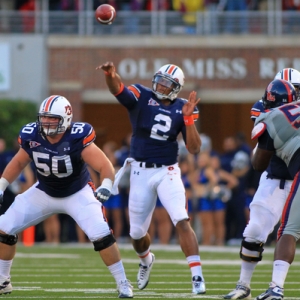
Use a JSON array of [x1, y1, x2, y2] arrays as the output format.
[[95, 4, 116, 25]]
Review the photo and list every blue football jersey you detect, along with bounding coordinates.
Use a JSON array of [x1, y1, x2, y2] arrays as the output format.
[[251, 100, 292, 180], [116, 84, 199, 165], [250, 99, 264, 121], [18, 122, 96, 197]]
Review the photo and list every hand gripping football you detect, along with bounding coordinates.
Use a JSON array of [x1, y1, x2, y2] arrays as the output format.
[[95, 4, 116, 25]]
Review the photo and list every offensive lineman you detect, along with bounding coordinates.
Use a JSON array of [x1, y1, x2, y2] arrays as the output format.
[[251, 81, 299, 300], [224, 70, 300, 300], [0, 95, 133, 298], [96, 62, 206, 295]]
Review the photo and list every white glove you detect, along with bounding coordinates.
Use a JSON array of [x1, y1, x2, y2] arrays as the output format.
[[94, 178, 113, 203], [0, 178, 9, 208]]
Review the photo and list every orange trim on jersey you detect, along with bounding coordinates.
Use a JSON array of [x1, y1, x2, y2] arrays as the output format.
[[251, 111, 261, 117], [83, 129, 96, 146], [283, 68, 289, 81], [167, 65, 176, 74], [138, 251, 150, 258], [114, 83, 125, 96], [189, 262, 201, 268], [44, 95, 57, 112], [128, 85, 140, 98]]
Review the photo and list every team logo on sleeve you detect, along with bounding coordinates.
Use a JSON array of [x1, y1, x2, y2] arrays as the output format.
[[148, 99, 159, 106], [29, 141, 41, 148]]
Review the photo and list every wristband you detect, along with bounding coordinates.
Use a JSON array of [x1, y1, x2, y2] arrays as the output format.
[[100, 178, 113, 191], [0, 178, 9, 191], [183, 116, 194, 126]]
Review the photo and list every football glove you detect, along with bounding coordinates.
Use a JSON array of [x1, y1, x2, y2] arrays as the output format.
[[94, 178, 113, 203]]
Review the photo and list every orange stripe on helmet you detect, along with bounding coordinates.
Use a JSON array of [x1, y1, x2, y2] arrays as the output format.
[[167, 65, 175, 75], [44, 95, 58, 112], [283, 68, 289, 81], [128, 85, 140, 98], [83, 129, 96, 146], [281, 79, 294, 103]]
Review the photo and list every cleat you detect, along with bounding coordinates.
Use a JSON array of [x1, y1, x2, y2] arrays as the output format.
[[223, 281, 251, 299], [192, 275, 206, 294], [0, 278, 12, 295], [117, 279, 133, 298], [137, 252, 155, 290], [254, 282, 283, 300]]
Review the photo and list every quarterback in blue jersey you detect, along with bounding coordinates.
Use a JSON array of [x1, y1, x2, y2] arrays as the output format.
[[0, 95, 133, 298], [224, 74, 299, 300], [97, 61, 206, 295]]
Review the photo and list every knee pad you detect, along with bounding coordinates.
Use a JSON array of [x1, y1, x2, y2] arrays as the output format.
[[130, 225, 147, 240], [243, 220, 274, 243], [93, 233, 116, 252], [0, 233, 18, 246], [239, 238, 264, 262]]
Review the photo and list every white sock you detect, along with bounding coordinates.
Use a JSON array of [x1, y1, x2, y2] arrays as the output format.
[[107, 261, 126, 284], [272, 260, 290, 288], [239, 260, 258, 285], [137, 249, 152, 266], [0, 259, 13, 280], [186, 255, 203, 279]]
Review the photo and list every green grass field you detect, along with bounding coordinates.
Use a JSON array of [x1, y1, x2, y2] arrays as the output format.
[[7, 243, 300, 299]]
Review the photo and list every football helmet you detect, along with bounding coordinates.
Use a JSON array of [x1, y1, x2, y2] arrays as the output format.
[[37, 95, 73, 136], [152, 64, 185, 101], [274, 68, 300, 99], [262, 79, 297, 110]]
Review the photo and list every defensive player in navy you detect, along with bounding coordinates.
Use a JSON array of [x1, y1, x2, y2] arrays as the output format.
[[251, 80, 299, 300], [224, 72, 300, 300], [96, 62, 206, 294], [0, 95, 133, 298]]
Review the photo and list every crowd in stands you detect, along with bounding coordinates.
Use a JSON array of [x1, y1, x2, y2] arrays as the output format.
[[0, 131, 279, 246], [11, 0, 269, 11]]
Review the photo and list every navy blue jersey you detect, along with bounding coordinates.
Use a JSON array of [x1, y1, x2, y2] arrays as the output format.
[[251, 100, 292, 180], [116, 84, 199, 165], [250, 99, 264, 121], [18, 122, 96, 197]]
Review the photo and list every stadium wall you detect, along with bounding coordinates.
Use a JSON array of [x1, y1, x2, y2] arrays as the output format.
[[2, 35, 300, 151]]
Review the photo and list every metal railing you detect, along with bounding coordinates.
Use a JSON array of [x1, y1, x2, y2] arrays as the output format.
[[0, 10, 299, 36]]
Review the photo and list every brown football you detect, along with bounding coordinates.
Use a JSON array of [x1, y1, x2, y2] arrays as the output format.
[[95, 4, 116, 25]]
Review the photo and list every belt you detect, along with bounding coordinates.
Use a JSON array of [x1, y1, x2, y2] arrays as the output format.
[[139, 162, 165, 168]]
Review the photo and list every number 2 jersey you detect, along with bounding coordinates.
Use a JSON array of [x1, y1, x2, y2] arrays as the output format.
[[18, 122, 96, 197], [115, 83, 199, 165], [254, 101, 300, 178]]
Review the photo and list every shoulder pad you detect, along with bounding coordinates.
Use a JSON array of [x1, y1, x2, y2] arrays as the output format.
[[70, 122, 96, 147], [251, 122, 266, 140]]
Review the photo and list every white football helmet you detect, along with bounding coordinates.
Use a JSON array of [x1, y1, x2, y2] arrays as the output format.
[[37, 95, 73, 136], [152, 64, 185, 101], [274, 68, 300, 99]]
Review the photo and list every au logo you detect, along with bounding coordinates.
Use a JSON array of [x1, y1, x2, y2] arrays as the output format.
[[65, 105, 72, 115]]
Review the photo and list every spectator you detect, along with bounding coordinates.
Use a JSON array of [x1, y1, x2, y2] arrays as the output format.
[[218, 0, 248, 34], [172, 0, 205, 34], [225, 150, 250, 245]]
